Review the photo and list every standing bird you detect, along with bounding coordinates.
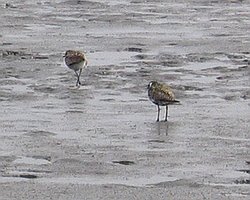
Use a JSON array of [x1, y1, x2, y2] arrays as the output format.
[[63, 50, 88, 86], [147, 81, 179, 122]]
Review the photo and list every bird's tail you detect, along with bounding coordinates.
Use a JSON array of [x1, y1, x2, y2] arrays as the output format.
[[172, 100, 181, 105]]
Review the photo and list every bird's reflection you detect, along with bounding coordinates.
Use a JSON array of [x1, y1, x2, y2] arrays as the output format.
[[156, 121, 169, 135]]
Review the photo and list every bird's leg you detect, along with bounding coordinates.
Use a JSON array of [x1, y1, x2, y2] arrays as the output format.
[[165, 105, 168, 121], [74, 70, 80, 86], [157, 105, 160, 122], [78, 68, 82, 85]]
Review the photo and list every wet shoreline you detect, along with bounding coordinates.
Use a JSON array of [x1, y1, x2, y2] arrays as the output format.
[[0, 0, 250, 199]]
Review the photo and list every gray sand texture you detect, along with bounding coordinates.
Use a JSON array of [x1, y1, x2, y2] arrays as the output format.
[[0, 0, 250, 199]]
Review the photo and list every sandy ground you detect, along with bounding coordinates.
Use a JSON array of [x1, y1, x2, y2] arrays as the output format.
[[0, 0, 250, 199]]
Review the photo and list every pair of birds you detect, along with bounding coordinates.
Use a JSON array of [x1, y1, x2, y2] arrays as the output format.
[[64, 50, 179, 122]]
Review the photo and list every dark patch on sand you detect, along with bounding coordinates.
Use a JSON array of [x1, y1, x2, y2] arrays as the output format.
[[112, 161, 135, 165], [235, 179, 250, 185]]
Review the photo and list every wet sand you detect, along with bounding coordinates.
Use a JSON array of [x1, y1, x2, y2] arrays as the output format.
[[0, 0, 250, 199]]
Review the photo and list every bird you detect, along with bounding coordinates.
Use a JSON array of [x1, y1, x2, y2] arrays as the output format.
[[147, 81, 179, 122], [63, 50, 88, 86]]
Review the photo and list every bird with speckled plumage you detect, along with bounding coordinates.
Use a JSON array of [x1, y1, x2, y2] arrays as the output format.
[[147, 81, 179, 122], [63, 50, 88, 86]]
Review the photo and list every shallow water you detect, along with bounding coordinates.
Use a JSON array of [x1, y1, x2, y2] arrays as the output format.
[[0, 0, 250, 199]]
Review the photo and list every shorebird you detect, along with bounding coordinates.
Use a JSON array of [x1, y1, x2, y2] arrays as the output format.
[[147, 81, 179, 122], [63, 50, 88, 86]]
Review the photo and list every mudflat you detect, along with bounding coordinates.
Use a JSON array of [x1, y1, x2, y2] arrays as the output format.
[[0, 0, 249, 199]]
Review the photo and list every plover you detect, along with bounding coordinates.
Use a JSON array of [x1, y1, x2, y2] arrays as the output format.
[[63, 50, 88, 86], [147, 81, 179, 122]]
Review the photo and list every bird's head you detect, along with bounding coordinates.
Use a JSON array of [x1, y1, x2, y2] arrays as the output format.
[[147, 81, 159, 90], [63, 50, 75, 58]]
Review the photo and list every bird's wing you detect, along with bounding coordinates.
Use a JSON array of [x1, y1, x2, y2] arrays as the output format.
[[65, 52, 85, 66], [70, 55, 84, 65], [152, 85, 176, 104]]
